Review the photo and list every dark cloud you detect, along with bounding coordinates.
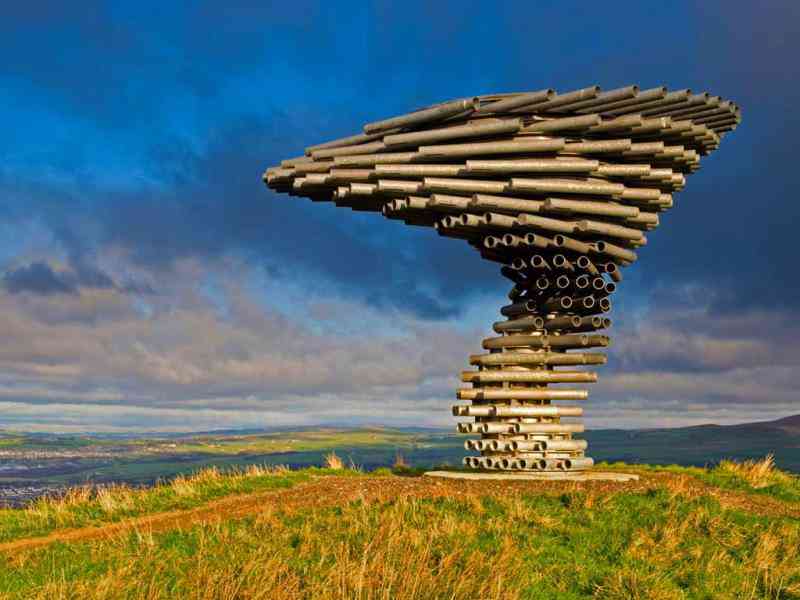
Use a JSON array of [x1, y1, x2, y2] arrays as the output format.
[[3, 262, 77, 295], [1, 258, 148, 298]]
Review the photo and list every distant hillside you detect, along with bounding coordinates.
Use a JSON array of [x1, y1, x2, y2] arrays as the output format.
[[1, 414, 798, 503], [736, 414, 800, 435], [3, 414, 799, 440], [586, 414, 800, 472]]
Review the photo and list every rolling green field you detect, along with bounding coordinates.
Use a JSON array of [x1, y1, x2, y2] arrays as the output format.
[[0, 428, 458, 498], [0, 457, 798, 599]]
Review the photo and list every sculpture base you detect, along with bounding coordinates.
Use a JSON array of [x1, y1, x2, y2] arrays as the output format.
[[423, 470, 639, 482]]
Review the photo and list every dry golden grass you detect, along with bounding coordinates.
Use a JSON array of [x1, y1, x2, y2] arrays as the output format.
[[24, 496, 527, 600], [94, 486, 135, 515], [24, 486, 94, 527], [752, 525, 800, 598], [594, 566, 684, 600], [27, 465, 293, 517], [393, 451, 409, 469], [347, 457, 363, 472], [716, 454, 792, 489], [2, 463, 303, 546], [621, 490, 800, 600], [324, 451, 344, 470], [662, 473, 696, 501]]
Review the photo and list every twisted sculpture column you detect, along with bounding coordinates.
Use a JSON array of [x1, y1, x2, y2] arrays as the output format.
[[458, 254, 618, 472]]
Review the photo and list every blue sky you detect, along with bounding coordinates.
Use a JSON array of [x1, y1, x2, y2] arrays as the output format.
[[0, 0, 798, 432]]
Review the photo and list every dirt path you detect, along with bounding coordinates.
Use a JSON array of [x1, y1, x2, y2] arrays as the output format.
[[1, 472, 797, 555]]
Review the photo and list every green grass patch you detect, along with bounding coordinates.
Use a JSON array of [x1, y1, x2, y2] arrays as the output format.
[[0, 437, 25, 448], [161, 428, 440, 455]]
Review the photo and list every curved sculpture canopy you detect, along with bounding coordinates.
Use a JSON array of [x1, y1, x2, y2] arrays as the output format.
[[264, 85, 741, 473]]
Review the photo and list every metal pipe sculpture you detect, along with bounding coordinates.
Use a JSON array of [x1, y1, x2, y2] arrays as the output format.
[[263, 85, 740, 473]]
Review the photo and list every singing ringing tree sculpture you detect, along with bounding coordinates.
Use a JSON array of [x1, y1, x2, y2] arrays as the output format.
[[263, 84, 740, 475]]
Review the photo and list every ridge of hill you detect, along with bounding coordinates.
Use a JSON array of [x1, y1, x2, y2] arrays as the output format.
[[3, 414, 799, 440], [739, 413, 800, 434]]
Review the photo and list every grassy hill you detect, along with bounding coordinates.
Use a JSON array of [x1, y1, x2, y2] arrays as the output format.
[[0, 458, 798, 599]]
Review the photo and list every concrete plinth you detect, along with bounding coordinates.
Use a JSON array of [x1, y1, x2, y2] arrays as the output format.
[[423, 470, 639, 482]]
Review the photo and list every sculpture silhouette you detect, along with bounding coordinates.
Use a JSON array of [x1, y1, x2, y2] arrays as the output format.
[[264, 85, 740, 472]]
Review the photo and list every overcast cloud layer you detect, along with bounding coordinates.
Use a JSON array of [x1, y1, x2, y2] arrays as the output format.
[[0, 1, 797, 431]]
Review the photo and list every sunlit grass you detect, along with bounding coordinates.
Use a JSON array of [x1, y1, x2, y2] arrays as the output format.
[[600, 455, 800, 503], [324, 452, 344, 470], [160, 428, 434, 456], [2, 479, 799, 599]]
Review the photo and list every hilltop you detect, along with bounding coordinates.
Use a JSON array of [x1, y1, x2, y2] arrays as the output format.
[[0, 458, 798, 598]]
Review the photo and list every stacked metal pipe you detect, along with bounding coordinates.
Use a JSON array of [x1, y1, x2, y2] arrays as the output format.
[[263, 84, 740, 473]]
